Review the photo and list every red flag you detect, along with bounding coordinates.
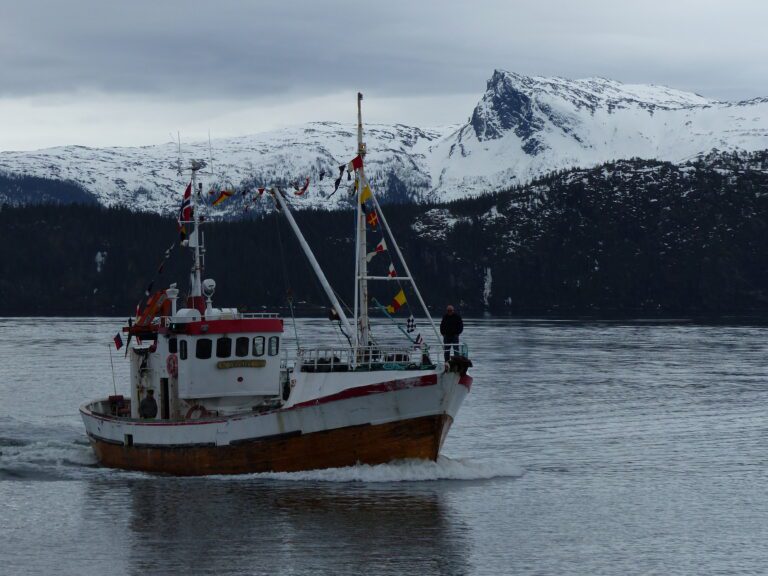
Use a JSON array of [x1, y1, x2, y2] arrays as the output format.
[[294, 177, 310, 196], [366, 238, 387, 262], [113, 332, 123, 350], [348, 155, 363, 171]]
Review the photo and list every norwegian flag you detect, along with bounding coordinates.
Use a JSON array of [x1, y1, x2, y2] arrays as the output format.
[[177, 182, 193, 229], [406, 315, 416, 333], [366, 238, 388, 263]]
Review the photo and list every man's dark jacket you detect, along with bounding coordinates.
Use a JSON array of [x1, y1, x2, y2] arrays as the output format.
[[139, 395, 158, 419], [440, 313, 464, 337]]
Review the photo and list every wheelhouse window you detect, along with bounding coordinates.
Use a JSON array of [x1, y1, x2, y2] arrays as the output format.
[[216, 337, 232, 358], [179, 340, 187, 360], [235, 337, 249, 358], [253, 336, 265, 357], [168, 338, 177, 354], [268, 336, 279, 356], [196, 338, 212, 359]]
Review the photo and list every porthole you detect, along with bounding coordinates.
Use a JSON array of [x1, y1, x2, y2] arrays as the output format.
[[196, 338, 212, 359], [235, 337, 249, 358], [216, 337, 232, 358]]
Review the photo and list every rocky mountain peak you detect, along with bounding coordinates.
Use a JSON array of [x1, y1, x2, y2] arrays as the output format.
[[470, 70, 715, 145], [471, 70, 544, 148]]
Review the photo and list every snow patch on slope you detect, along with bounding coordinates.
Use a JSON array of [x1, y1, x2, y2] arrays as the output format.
[[411, 208, 469, 241], [2, 71, 768, 214]]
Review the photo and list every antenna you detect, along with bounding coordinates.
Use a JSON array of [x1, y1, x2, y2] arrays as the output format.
[[176, 131, 182, 176], [108, 343, 117, 396], [208, 130, 214, 179]]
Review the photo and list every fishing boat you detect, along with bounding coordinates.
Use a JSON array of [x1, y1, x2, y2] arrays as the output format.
[[80, 94, 472, 475]]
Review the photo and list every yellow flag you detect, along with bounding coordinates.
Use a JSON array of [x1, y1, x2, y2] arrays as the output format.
[[212, 189, 233, 206], [360, 184, 372, 204], [386, 289, 407, 314]]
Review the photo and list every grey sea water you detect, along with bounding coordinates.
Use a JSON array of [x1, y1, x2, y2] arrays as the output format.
[[2, 317, 768, 575]]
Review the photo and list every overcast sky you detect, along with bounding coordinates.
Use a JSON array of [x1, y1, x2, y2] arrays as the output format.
[[1, 0, 766, 151]]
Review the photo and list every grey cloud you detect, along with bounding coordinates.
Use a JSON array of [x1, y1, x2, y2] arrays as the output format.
[[0, 0, 767, 103]]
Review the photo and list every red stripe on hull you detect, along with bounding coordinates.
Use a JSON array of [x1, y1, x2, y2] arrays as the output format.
[[291, 374, 438, 408], [89, 414, 452, 476], [81, 373, 441, 426], [181, 318, 283, 335]]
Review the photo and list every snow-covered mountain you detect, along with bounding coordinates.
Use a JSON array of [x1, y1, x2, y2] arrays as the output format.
[[0, 123, 451, 216], [430, 70, 768, 199], [2, 69, 768, 215]]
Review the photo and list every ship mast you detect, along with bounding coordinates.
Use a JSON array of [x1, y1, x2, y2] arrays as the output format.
[[354, 92, 369, 350], [185, 160, 206, 307]]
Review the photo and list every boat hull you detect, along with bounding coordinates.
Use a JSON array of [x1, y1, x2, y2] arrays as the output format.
[[89, 413, 452, 475], [82, 371, 470, 476]]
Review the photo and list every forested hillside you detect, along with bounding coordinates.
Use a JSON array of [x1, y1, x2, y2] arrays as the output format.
[[2, 150, 768, 316]]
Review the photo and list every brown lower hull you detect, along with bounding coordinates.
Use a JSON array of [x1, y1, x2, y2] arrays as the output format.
[[89, 414, 453, 476]]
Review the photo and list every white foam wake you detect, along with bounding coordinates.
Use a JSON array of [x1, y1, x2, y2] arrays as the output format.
[[234, 457, 523, 483], [0, 438, 98, 480]]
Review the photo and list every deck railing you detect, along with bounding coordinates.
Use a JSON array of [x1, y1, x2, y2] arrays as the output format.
[[152, 311, 280, 327], [297, 345, 435, 372]]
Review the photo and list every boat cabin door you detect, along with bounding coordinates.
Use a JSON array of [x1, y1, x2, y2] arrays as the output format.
[[160, 378, 170, 420]]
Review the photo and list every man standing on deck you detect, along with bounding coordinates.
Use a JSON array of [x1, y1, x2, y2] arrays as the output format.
[[139, 389, 158, 419], [440, 304, 464, 361]]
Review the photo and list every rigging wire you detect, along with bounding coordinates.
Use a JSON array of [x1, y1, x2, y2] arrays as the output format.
[[361, 177, 416, 341], [329, 287, 355, 347], [281, 192, 354, 348], [134, 240, 178, 314], [274, 208, 301, 349]]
